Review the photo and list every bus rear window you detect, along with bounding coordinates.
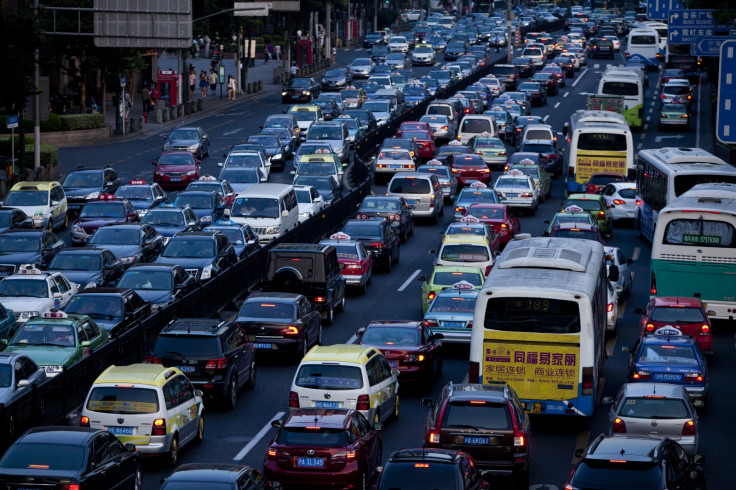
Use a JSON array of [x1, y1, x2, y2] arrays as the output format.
[[663, 219, 735, 248], [577, 133, 628, 151], [630, 35, 656, 44], [601, 81, 639, 96], [484, 298, 581, 333]]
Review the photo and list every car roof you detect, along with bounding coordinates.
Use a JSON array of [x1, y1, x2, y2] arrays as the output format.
[[301, 344, 381, 364], [94, 363, 180, 386], [388, 448, 463, 463], [272, 243, 332, 254], [620, 382, 688, 398], [285, 408, 353, 428], [161, 318, 230, 335], [447, 382, 509, 402], [125, 263, 179, 272], [20, 426, 102, 445], [567, 193, 605, 201], [168, 464, 247, 483], [74, 287, 128, 296], [9, 181, 61, 191], [244, 292, 301, 303], [441, 235, 489, 245], [366, 320, 422, 329]]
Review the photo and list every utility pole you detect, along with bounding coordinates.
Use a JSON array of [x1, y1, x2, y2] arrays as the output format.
[[326, 1, 332, 59], [373, 0, 378, 32], [507, 0, 514, 63], [33, 0, 41, 171]]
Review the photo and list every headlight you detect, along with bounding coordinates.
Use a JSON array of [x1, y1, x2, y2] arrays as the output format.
[[200, 264, 213, 280], [265, 225, 281, 235], [120, 256, 137, 264], [156, 171, 165, 176], [45, 365, 64, 374], [300, 212, 310, 218], [186, 170, 197, 176], [282, 91, 288, 96], [304, 91, 311, 95], [188, 144, 199, 151], [72, 224, 84, 233], [85, 192, 100, 200], [162, 237, 171, 246], [200, 215, 212, 223], [84, 282, 98, 289], [163, 144, 172, 151], [273, 153, 283, 160], [137, 209, 147, 218], [338, 79, 346, 84], [20, 311, 40, 319]]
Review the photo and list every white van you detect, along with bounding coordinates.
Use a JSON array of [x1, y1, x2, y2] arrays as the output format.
[[457, 114, 498, 144], [426, 101, 459, 136], [230, 183, 299, 244], [626, 28, 661, 66]]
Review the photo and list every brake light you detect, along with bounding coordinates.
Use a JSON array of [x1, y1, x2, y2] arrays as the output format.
[[646, 323, 655, 332], [267, 448, 278, 457], [146, 355, 162, 364], [684, 373, 704, 382], [357, 394, 370, 411], [152, 418, 166, 436], [205, 358, 227, 370], [370, 242, 385, 248], [607, 302, 614, 313], [80, 416, 90, 427], [612, 199, 625, 205], [508, 399, 526, 448], [388, 214, 399, 222], [633, 370, 652, 380], [423, 318, 439, 328], [428, 429, 440, 444], [441, 126, 448, 130], [682, 420, 696, 435], [289, 391, 300, 408], [333, 449, 357, 459], [279, 325, 300, 335], [314, 297, 326, 303], [701, 324, 710, 334], [358, 214, 368, 219], [650, 271, 657, 295], [455, 206, 466, 214], [635, 199, 642, 206], [612, 417, 626, 433], [61, 486, 80, 490], [582, 367, 594, 395], [468, 361, 480, 383], [598, 211, 605, 219], [485, 265, 493, 275], [427, 291, 436, 302], [404, 353, 426, 362]]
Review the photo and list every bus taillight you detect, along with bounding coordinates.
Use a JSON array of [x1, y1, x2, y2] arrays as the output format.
[[582, 367, 594, 396], [650, 272, 657, 295]]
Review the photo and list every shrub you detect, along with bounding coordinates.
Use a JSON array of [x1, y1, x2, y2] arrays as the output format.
[[23, 143, 59, 167], [59, 113, 105, 131], [0, 135, 34, 156]]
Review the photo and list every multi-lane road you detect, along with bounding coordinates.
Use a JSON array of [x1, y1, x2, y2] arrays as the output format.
[[56, 43, 733, 490]]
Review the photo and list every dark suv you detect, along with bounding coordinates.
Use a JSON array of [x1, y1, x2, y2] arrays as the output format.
[[154, 231, 237, 282], [588, 37, 615, 59], [421, 382, 531, 489], [148, 318, 256, 410], [377, 448, 489, 490], [567, 435, 706, 490], [62, 165, 122, 218], [261, 243, 346, 325], [491, 64, 520, 90]]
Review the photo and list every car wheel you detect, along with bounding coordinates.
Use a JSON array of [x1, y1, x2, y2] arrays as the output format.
[[336, 294, 346, 313], [605, 222, 613, 239], [46, 219, 53, 232], [322, 305, 334, 326], [400, 227, 407, 243], [194, 415, 205, 444], [166, 435, 179, 467], [299, 335, 309, 360], [225, 376, 237, 410], [438, 203, 444, 217], [389, 395, 400, 421], [61, 213, 69, 230], [246, 361, 257, 390]]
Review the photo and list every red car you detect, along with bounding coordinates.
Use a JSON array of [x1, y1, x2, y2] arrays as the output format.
[[464, 203, 520, 246], [447, 154, 492, 186], [452, 96, 476, 114], [152, 151, 201, 188], [264, 408, 382, 489], [320, 234, 373, 294], [636, 296, 713, 357], [357, 320, 444, 390], [661, 68, 687, 84], [402, 130, 436, 160], [70, 195, 140, 246], [395, 121, 432, 138], [584, 172, 627, 194]]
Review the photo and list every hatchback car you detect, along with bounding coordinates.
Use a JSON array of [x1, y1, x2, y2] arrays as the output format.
[[356, 195, 414, 242], [417, 266, 485, 315], [561, 193, 613, 238], [376, 448, 489, 490], [417, 164, 459, 202], [636, 296, 713, 358], [154, 231, 237, 282], [599, 182, 640, 221], [2, 181, 67, 231], [71, 197, 140, 245], [387, 174, 444, 222], [584, 172, 628, 195], [0, 352, 46, 405], [319, 234, 373, 294], [340, 219, 400, 272]]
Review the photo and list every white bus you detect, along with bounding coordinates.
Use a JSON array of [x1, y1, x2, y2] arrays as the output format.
[[563, 110, 635, 195], [469, 236, 608, 416], [635, 147, 736, 243], [636, 20, 668, 55], [626, 28, 661, 66], [597, 74, 645, 129], [651, 184, 736, 321]]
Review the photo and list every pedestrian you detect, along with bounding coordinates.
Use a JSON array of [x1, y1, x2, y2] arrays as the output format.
[[494, 34, 500, 53], [150, 84, 159, 108], [264, 45, 270, 64], [274, 44, 281, 61], [209, 69, 218, 96], [188, 69, 196, 98], [140, 84, 150, 114], [227, 75, 237, 100], [331, 46, 337, 64], [199, 70, 208, 98], [290, 62, 298, 79], [123, 90, 132, 119]]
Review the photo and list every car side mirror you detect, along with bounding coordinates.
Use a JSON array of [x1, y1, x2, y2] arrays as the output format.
[[420, 398, 434, 408], [373, 422, 383, 431], [290, 171, 296, 175], [53, 292, 62, 299], [574, 448, 584, 458], [271, 419, 283, 428], [356, 328, 365, 337], [281, 210, 289, 218], [707, 310, 716, 317], [194, 389, 203, 397], [601, 396, 613, 404], [51, 201, 60, 206], [416, 275, 427, 282], [433, 333, 444, 340], [17, 379, 30, 388], [693, 454, 706, 465], [81, 341, 91, 347], [217, 162, 224, 167]]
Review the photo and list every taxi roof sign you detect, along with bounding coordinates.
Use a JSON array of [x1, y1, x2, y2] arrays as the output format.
[[564, 205, 585, 213], [198, 175, 217, 181], [129, 179, 147, 185], [315, 148, 331, 154], [448, 140, 463, 146], [452, 280, 475, 290], [469, 181, 488, 188], [654, 326, 682, 337], [19, 265, 43, 275], [98, 193, 117, 200], [427, 159, 442, 166], [330, 232, 351, 240], [507, 169, 524, 177], [459, 215, 480, 223], [479, 131, 493, 137], [518, 158, 535, 165], [43, 309, 68, 319]]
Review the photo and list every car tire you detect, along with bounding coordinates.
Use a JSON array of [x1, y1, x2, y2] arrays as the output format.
[[400, 227, 408, 243], [438, 203, 444, 217], [336, 294, 346, 313], [166, 435, 179, 467], [194, 414, 205, 444], [225, 376, 237, 410], [299, 335, 309, 359], [46, 219, 53, 232], [322, 306, 334, 326], [246, 361, 257, 390], [605, 222, 613, 239], [358, 280, 368, 295], [408, 219, 414, 236], [61, 213, 69, 230]]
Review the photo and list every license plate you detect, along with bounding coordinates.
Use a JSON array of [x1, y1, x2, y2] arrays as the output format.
[[177, 365, 195, 373], [388, 360, 398, 368], [108, 426, 134, 435], [464, 436, 490, 445], [297, 457, 325, 467], [389, 164, 403, 168], [406, 199, 417, 204], [654, 373, 681, 381], [292, 95, 300, 98], [443, 321, 464, 328], [506, 193, 518, 197], [254, 343, 272, 349], [169, 177, 181, 182], [315, 401, 340, 408]]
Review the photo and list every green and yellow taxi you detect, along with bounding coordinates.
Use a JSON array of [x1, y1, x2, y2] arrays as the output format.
[[416, 265, 485, 315], [561, 193, 613, 238], [2, 309, 108, 377], [543, 206, 599, 236], [507, 160, 552, 202], [81, 363, 204, 466], [2, 181, 68, 231], [467, 133, 508, 168]]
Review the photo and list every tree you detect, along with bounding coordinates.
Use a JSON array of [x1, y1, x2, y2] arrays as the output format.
[[0, 7, 41, 113]]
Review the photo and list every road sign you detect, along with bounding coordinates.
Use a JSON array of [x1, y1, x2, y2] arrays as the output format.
[[6, 115, 18, 129], [234, 2, 272, 16], [716, 40, 736, 144], [668, 9, 715, 44], [646, 0, 683, 21], [94, 0, 192, 49], [691, 36, 730, 57]]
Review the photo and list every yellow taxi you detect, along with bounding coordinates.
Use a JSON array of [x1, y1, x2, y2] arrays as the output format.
[[431, 234, 500, 276], [289, 344, 399, 427], [2, 181, 68, 230], [287, 105, 325, 139], [81, 363, 204, 466]]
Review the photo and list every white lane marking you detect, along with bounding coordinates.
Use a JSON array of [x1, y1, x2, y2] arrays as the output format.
[[571, 68, 588, 87], [554, 102, 560, 108], [632, 247, 641, 261], [594, 63, 600, 69], [637, 142, 643, 150], [643, 123, 648, 130], [233, 411, 286, 460], [543, 114, 550, 122], [223, 128, 244, 136], [563, 91, 569, 97], [398, 269, 421, 291]]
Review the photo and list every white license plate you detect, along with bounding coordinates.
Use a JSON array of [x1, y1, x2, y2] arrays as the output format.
[[108, 426, 134, 435], [315, 401, 340, 408], [254, 343, 272, 349], [388, 360, 398, 368], [177, 365, 195, 373], [297, 457, 325, 467]]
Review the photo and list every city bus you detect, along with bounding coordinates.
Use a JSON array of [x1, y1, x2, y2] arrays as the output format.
[[651, 183, 736, 321], [635, 147, 736, 243], [469, 236, 608, 416], [626, 28, 661, 66], [563, 110, 635, 195], [597, 74, 645, 129]]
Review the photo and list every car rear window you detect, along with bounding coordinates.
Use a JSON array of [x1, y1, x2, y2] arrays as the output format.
[[276, 428, 348, 447], [86, 387, 160, 414], [461, 119, 492, 132], [440, 244, 489, 262], [442, 401, 512, 429], [154, 335, 222, 358], [619, 397, 690, 419], [362, 326, 420, 346], [574, 461, 662, 487], [295, 364, 364, 390], [428, 295, 477, 313], [650, 306, 706, 324], [0, 443, 85, 471], [378, 462, 458, 489], [239, 301, 294, 319], [389, 178, 431, 194]]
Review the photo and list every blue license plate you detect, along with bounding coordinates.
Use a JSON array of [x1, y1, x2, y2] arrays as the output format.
[[292, 95, 300, 98], [315, 401, 340, 408], [297, 457, 325, 467], [169, 177, 181, 182], [406, 199, 417, 204], [389, 164, 403, 168], [108, 426, 134, 435], [177, 365, 195, 373], [388, 360, 398, 368], [464, 436, 490, 445], [506, 193, 518, 197], [443, 321, 464, 328], [654, 373, 681, 381], [254, 343, 272, 349]]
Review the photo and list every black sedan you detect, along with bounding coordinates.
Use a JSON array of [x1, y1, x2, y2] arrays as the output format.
[[321, 68, 353, 91], [293, 175, 342, 203], [517, 82, 548, 106], [86, 223, 164, 266], [204, 224, 260, 259], [64, 287, 151, 336], [162, 463, 280, 489], [512, 57, 535, 78], [0, 207, 32, 233], [46, 247, 124, 288], [356, 196, 415, 242], [140, 206, 203, 242], [61, 166, 122, 218], [340, 218, 400, 272], [531, 72, 559, 95], [154, 231, 237, 282], [281, 77, 320, 103], [0, 427, 141, 489], [312, 98, 341, 121], [0, 230, 65, 277], [236, 292, 322, 359], [116, 263, 195, 310]]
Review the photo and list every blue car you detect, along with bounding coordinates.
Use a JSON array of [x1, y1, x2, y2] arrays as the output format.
[[113, 179, 167, 219], [626, 326, 709, 405], [172, 190, 226, 226], [402, 84, 430, 108], [139, 206, 202, 244], [422, 286, 479, 344]]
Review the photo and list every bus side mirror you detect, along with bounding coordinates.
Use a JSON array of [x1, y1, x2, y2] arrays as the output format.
[[562, 123, 569, 136]]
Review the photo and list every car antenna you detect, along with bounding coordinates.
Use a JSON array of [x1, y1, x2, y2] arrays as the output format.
[[653, 384, 656, 394]]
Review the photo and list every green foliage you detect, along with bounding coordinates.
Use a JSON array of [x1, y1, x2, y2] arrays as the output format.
[[59, 114, 105, 131], [0, 136, 35, 157], [23, 144, 59, 168]]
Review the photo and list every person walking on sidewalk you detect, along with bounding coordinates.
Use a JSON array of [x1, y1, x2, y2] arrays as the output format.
[[274, 44, 281, 61], [227, 75, 237, 100], [141, 84, 150, 114], [150, 84, 159, 109], [290, 62, 298, 79], [331, 46, 337, 64], [188, 69, 196, 98], [264, 45, 271, 64], [123, 90, 132, 120], [209, 69, 218, 96], [199, 70, 208, 98]]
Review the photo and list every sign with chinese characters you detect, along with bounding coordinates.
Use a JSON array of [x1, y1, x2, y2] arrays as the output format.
[[575, 154, 627, 183], [483, 341, 579, 400], [668, 9, 715, 44]]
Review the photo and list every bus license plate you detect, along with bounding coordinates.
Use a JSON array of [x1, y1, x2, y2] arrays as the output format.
[[464, 436, 489, 445], [315, 401, 340, 408], [177, 365, 195, 373], [297, 457, 325, 467], [108, 426, 134, 435], [254, 343, 272, 349], [525, 402, 543, 414]]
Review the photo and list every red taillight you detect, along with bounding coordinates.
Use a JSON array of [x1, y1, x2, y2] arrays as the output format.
[[279, 325, 300, 335], [314, 297, 326, 303], [428, 429, 440, 444], [333, 449, 356, 459], [582, 367, 594, 395], [612, 199, 625, 205], [612, 417, 626, 433], [205, 357, 227, 370], [370, 242, 385, 248], [646, 323, 655, 332], [701, 324, 710, 334], [152, 418, 166, 436], [289, 391, 300, 408], [607, 303, 614, 313], [682, 420, 696, 435], [597, 211, 605, 219], [636, 199, 642, 206], [633, 370, 652, 380], [267, 448, 278, 458], [388, 214, 399, 222], [358, 214, 368, 219], [423, 319, 439, 328], [684, 373, 704, 382], [146, 355, 162, 364], [357, 394, 370, 411], [455, 206, 466, 214], [61, 486, 81, 490], [650, 271, 657, 295], [508, 399, 526, 448], [80, 416, 90, 427], [427, 291, 436, 302], [441, 126, 448, 130], [468, 361, 480, 383], [485, 265, 493, 275]]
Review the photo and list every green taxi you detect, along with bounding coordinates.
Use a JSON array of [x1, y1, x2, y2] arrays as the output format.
[[507, 161, 551, 202], [416, 265, 485, 315], [468, 134, 508, 168], [2, 310, 109, 377], [543, 206, 599, 236], [561, 193, 613, 238]]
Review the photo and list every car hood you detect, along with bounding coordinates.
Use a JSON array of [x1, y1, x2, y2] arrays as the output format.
[[98, 245, 142, 260], [129, 201, 155, 211], [166, 138, 200, 146], [3, 346, 76, 366], [6, 205, 49, 218], [131, 289, 174, 305], [0, 251, 42, 266], [47, 269, 101, 286], [74, 217, 127, 230], [152, 225, 186, 238], [0, 297, 49, 312], [323, 76, 346, 82], [64, 187, 102, 199]]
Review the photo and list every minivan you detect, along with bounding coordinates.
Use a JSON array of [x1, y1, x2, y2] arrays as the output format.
[[374, 88, 406, 114], [305, 121, 350, 163], [387, 174, 444, 222], [457, 114, 498, 144], [426, 101, 459, 135], [230, 183, 299, 244]]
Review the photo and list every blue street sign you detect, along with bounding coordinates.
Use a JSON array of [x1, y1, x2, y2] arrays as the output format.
[[514, 5, 523, 15], [690, 36, 729, 57], [6, 115, 18, 129], [668, 9, 716, 44], [717, 40, 736, 144], [646, 0, 683, 21]]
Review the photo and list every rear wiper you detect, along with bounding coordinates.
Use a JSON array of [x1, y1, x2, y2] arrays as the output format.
[[164, 350, 186, 359], [447, 424, 480, 431]]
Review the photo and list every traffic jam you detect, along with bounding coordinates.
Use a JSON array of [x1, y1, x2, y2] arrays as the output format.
[[0, 4, 729, 490]]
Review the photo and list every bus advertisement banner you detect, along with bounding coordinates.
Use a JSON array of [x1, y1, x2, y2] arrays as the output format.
[[575, 152, 627, 183], [482, 339, 579, 400]]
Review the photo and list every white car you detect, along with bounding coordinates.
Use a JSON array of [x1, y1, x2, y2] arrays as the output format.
[[294, 184, 326, 222], [602, 35, 621, 51], [600, 182, 639, 221], [375, 149, 416, 178], [388, 36, 410, 53], [411, 45, 436, 66], [493, 169, 539, 213], [480, 76, 505, 97], [0, 266, 78, 325], [558, 53, 581, 70], [419, 114, 452, 139], [348, 57, 374, 78], [2, 181, 68, 231], [218, 151, 269, 181], [361, 99, 392, 126], [605, 246, 634, 299], [606, 279, 619, 335], [404, 9, 422, 22]]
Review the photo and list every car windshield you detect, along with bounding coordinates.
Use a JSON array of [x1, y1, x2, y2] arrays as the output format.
[[295, 189, 314, 203], [157, 153, 194, 166], [65, 295, 122, 320], [389, 178, 430, 194], [362, 326, 420, 346], [639, 344, 699, 365], [352, 59, 371, 66], [378, 462, 458, 489], [402, 131, 429, 140], [363, 101, 390, 112], [115, 186, 153, 201], [220, 168, 260, 183], [619, 397, 690, 419], [63, 173, 102, 188], [428, 294, 477, 313], [295, 176, 334, 191], [174, 195, 213, 210], [553, 229, 598, 240], [79, 202, 125, 218], [509, 167, 539, 178], [521, 143, 553, 153], [403, 87, 426, 97], [441, 244, 489, 262], [433, 271, 482, 286], [276, 428, 348, 447], [589, 174, 624, 185], [10, 323, 75, 347], [564, 199, 602, 212], [288, 79, 312, 87], [0, 235, 40, 252], [49, 253, 102, 271], [662, 103, 687, 113], [89, 227, 140, 245], [231, 197, 279, 219], [162, 239, 215, 259], [169, 129, 199, 140], [295, 364, 364, 390], [248, 136, 279, 147], [226, 154, 263, 168], [379, 151, 411, 161], [141, 211, 184, 227], [457, 190, 499, 204], [0, 443, 86, 471], [332, 244, 359, 259], [0, 279, 47, 298], [438, 146, 468, 156], [308, 127, 343, 140], [650, 306, 706, 324], [117, 270, 173, 291], [474, 139, 504, 149], [4, 190, 48, 207], [86, 386, 160, 414]]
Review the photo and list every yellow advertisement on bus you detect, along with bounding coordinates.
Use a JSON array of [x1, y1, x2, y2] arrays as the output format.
[[575, 150, 628, 184], [483, 333, 580, 401]]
